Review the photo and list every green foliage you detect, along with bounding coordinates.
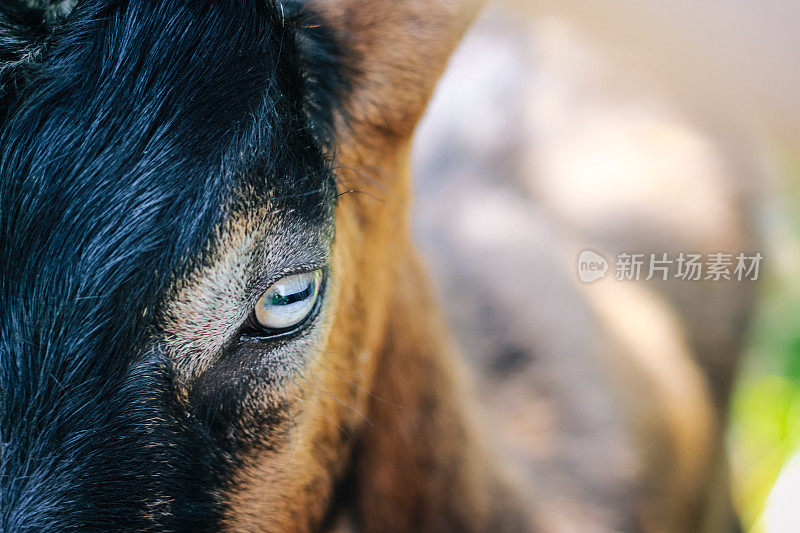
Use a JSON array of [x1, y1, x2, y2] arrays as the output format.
[[730, 146, 800, 532], [731, 374, 800, 530]]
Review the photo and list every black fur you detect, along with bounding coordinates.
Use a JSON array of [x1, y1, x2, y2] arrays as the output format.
[[0, 1, 47, 118], [0, 0, 346, 530]]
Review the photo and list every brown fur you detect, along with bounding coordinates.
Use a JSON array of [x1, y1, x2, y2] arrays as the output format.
[[218, 0, 736, 531], [222, 1, 496, 530]]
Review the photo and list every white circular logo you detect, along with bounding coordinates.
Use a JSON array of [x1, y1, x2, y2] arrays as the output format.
[[577, 250, 608, 283]]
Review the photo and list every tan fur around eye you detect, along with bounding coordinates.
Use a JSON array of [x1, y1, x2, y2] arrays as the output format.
[[160, 206, 273, 384]]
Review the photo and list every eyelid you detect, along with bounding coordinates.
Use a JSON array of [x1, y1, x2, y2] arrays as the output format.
[[249, 260, 328, 303]]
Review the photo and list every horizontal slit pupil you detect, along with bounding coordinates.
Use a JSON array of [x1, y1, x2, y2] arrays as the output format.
[[270, 283, 313, 306]]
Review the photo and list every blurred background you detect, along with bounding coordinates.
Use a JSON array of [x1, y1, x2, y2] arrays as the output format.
[[410, 2, 800, 531]]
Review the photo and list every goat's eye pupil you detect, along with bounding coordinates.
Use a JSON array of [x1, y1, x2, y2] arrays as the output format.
[[270, 283, 313, 306], [254, 270, 322, 331]]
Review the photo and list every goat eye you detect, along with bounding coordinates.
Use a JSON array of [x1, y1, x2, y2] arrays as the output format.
[[254, 270, 322, 331]]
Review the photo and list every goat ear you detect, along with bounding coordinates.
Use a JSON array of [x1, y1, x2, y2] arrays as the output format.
[[305, 0, 483, 144]]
